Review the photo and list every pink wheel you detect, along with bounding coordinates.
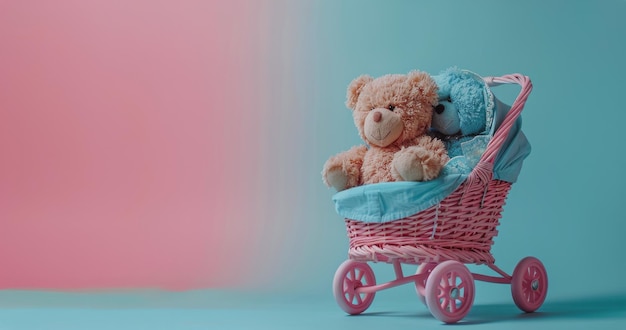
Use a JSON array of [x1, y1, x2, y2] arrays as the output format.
[[414, 263, 437, 306], [425, 260, 475, 324], [332, 260, 376, 315], [511, 257, 548, 313]]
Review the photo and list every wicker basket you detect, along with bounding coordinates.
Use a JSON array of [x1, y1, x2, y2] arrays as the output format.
[[343, 74, 532, 266]]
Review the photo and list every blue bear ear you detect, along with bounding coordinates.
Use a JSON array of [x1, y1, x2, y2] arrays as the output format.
[[433, 66, 463, 98], [453, 75, 488, 135]]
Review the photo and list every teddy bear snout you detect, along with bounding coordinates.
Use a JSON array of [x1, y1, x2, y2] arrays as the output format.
[[373, 111, 383, 122], [434, 104, 445, 114]]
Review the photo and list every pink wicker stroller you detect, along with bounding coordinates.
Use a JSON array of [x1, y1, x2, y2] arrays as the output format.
[[331, 74, 547, 324]]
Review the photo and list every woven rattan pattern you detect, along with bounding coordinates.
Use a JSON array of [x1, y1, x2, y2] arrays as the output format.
[[346, 178, 511, 265]]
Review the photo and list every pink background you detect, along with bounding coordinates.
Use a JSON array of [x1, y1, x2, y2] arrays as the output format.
[[0, 0, 315, 290]]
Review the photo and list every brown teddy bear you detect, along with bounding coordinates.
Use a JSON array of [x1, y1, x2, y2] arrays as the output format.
[[322, 71, 450, 191]]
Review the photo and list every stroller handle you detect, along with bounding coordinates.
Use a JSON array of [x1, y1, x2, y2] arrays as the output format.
[[479, 74, 533, 165]]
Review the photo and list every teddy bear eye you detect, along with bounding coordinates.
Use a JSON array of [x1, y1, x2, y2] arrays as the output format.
[[446, 97, 452, 103], [388, 105, 396, 111]]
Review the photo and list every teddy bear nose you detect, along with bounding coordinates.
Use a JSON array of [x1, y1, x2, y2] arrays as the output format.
[[434, 104, 445, 114], [373, 111, 382, 122]]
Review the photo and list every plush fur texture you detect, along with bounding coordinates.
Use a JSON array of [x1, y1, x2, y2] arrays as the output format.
[[322, 71, 449, 191], [431, 67, 488, 157]]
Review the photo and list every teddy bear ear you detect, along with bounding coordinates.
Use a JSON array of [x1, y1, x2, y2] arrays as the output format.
[[406, 70, 439, 106], [346, 75, 373, 110]]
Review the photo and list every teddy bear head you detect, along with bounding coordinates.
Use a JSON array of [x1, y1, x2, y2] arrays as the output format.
[[346, 71, 439, 148], [431, 67, 487, 137]]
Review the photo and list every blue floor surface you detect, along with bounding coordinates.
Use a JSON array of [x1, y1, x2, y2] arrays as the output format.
[[0, 290, 625, 329]]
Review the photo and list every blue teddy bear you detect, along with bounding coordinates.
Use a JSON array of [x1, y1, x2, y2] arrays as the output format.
[[430, 67, 489, 159]]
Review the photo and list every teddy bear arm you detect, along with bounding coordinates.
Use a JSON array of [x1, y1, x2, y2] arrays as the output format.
[[392, 136, 450, 182], [391, 149, 424, 182], [415, 136, 450, 180], [322, 145, 367, 191]]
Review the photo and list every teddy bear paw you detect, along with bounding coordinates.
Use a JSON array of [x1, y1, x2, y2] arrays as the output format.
[[391, 151, 425, 182], [324, 167, 351, 191]]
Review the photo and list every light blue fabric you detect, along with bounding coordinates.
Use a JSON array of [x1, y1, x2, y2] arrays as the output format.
[[332, 174, 468, 222], [332, 90, 531, 223], [492, 99, 532, 182]]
